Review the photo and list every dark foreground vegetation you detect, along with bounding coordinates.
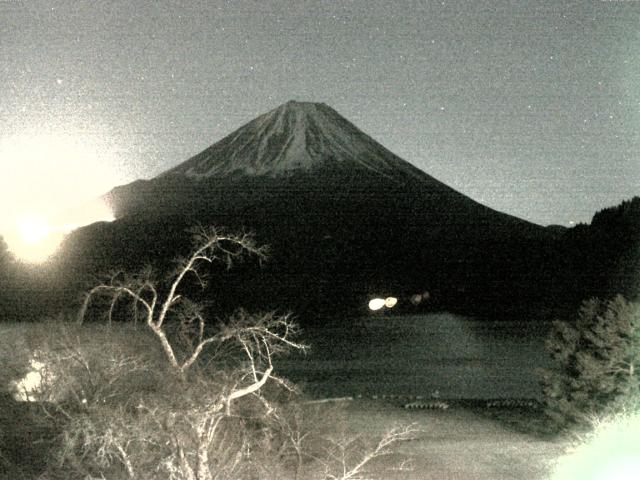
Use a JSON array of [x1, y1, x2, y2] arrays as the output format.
[[540, 295, 640, 430], [2, 197, 638, 326]]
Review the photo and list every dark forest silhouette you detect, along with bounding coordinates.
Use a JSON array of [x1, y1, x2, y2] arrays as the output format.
[[1, 196, 638, 324]]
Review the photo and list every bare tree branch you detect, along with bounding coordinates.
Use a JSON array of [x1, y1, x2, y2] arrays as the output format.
[[226, 365, 274, 415], [323, 424, 421, 480]]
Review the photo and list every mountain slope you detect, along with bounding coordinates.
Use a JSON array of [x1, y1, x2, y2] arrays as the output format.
[[106, 101, 539, 233]]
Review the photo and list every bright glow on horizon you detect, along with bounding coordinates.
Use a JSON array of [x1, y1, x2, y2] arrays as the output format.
[[4, 200, 115, 263], [0, 131, 121, 262], [17, 214, 50, 245], [11, 213, 59, 263]]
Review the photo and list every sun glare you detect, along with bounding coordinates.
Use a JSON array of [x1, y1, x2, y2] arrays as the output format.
[[4, 199, 115, 263], [0, 131, 120, 262], [17, 214, 50, 245], [8, 213, 61, 263]]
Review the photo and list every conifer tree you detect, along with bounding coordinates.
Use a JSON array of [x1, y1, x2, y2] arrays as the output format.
[[540, 295, 640, 428]]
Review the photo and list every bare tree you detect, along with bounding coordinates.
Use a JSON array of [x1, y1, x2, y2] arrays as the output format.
[[77, 227, 274, 373], [57, 227, 308, 479]]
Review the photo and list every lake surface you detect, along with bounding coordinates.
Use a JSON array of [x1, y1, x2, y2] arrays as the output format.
[[276, 313, 552, 399]]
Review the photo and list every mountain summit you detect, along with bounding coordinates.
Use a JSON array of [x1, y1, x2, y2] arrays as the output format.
[[161, 100, 427, 183]]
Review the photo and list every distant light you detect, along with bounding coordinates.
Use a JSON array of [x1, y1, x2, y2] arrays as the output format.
[[410, 294, 423, 305], [369, 297, 399, 311], [368, 298, 386, 311]]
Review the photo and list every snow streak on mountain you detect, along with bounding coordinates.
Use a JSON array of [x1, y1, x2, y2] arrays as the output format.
[[161, 100, 430, 183]]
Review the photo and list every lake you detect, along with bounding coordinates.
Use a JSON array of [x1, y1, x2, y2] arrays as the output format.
[[276, 313, 553, 400]]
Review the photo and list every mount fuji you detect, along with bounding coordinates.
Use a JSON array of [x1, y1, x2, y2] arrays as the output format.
[[62, 101, 557, 319], [106, 101, 537, 228]]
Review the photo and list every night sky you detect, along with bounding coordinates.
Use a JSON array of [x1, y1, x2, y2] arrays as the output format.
[[1, 0, 639, 230]]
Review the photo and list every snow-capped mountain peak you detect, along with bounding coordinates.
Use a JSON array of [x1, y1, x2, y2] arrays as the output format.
[[161, 100, 426, 181]]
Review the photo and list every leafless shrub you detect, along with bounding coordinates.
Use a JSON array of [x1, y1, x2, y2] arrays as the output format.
[[319, 424, 420, 480]]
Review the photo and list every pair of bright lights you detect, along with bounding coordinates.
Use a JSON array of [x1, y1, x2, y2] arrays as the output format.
[[368, 297, 398, 311]]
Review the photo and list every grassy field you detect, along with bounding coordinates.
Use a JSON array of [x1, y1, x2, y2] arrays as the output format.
[[276, 314, 569, 478], [0, 395, 570, 479], [336, 398, 569, 480]]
